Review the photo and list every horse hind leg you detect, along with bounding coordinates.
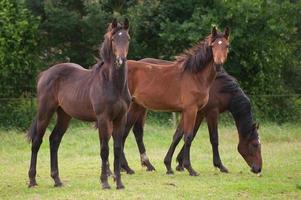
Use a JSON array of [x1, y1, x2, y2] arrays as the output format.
[[120, 103, 146, 174], [49, 107, 71, 187], [206, 111, 228, 173], [132, 110, 155, 171], [119, 111, 136, 174], [164, 120, 184, 174], [28, 102, 56, 187]]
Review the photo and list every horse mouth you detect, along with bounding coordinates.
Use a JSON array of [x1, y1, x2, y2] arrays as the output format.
[[251, 165, 262, 174]]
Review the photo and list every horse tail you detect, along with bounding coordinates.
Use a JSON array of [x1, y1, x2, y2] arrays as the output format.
[[27, 116, 38, 143]]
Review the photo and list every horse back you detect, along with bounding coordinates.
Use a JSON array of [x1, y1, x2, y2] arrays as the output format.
[[36, 63, 97, 121], [37, 63, 89, 89]]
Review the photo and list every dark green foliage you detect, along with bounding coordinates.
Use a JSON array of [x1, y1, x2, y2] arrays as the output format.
[[0, 0, 41, 98], [0, 0, 41, 128], [0, 98, 36, 129], [0, 0, 300, 128]]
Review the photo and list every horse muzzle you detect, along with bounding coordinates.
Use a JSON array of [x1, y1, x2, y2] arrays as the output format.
[[251, 165, 261, 174], [116, 57, 127, 67]]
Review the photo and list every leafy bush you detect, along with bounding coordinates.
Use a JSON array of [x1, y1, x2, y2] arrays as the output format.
[[0, 0, 41, 98], [0, 98, 36, 129]]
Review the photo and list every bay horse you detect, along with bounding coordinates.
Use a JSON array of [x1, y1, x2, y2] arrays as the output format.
[[27, 19, 131, 189], [122, 27, 230, 176], [121, 58, 262, 175]]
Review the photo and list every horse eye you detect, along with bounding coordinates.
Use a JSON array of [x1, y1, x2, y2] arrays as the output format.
[[252, 143, 259, 148]]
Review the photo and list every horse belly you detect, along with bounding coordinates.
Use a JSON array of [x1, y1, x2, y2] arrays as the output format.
[[58, 96, 96, 122], [134, 93, 182, 112], [129, 65, 182, 111]]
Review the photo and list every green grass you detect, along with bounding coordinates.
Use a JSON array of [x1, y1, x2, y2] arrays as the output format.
[[0, 122, 300, 200]]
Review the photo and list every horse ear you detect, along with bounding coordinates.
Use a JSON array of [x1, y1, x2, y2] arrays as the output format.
[[211, 26, 217, 38], [124, 18, 129, 30], [111, 18, 118, 29], [224, 26, 230, 40]]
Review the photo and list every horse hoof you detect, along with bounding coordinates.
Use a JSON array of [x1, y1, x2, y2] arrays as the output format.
[[121, 165, 135, 175], [190, 172, 199, 176], [102, 183, 111, 190], [176, 165, 184, 172], [166, 170, 174, 175], [117, 184, 125, 190], [142, 160, 156, 171], [28, 181, 38, 188], [188, 169, 199, 176], [54, 182, 63, 187], [220, 166, 229, 173], [146, 165, 156, 172], [214, 163, 229, 173], [126, 168, 135, 175]]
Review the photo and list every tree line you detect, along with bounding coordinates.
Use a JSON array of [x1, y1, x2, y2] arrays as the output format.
[[0, 0, 300, 128]]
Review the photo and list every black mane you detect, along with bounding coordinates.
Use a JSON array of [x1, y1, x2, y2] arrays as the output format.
[[99, 35, 113, 64], [176, 36, 212, 73], [217, 69, 258, 139], [176, 33, 225, 73]]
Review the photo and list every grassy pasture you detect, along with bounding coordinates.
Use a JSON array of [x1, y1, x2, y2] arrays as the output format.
[[0, 122, 300, 200]]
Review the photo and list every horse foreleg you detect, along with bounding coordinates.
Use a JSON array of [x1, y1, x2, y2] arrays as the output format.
[[113, 116, 127, 189], [206, 110, 229, 173], [176, 112, 204, 171], [98, 117, 112, 189], [164, 117, 184, 174], [49, 108, 71, 187], [182, 108, 199, 176]]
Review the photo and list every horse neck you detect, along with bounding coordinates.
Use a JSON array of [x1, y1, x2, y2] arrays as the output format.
[[99, 38, 128, 94], [229, 97, 254, 140], [204, 61, 216, 85], [194, 60, 216, 86], [102, 62, 128, 94], [112, 64, 128, 92]]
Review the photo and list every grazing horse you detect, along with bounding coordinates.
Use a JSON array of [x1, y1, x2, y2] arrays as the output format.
[[122, 27, 230, 176], [27, 19, 131, 189], [121, 58, 262, 174]]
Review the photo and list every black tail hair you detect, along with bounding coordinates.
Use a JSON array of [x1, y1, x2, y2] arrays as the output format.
[[27, 116, 37, 143]]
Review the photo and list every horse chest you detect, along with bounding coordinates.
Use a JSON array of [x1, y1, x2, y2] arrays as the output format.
[[180, 93, 208, 110], [92, 90, 128, 119]]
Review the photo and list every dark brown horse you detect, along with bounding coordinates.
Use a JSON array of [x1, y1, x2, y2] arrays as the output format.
[[27, 19, 131, 189], [122, 27, 230, 176], [121, 58, 262, 175]]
